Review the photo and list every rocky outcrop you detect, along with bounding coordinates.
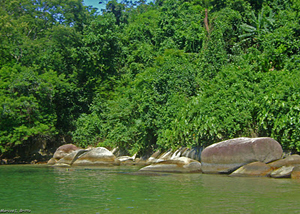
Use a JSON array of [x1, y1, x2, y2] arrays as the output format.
[[48, 145, 120, 167], [140, 157, 201, 173], [116, 154, 145, 166], [181, 147, 202, 162], [155, 150, 173, 163], [45, 140, 300, 180], [146, 150, 162, 164], [229, 162, 273, 177], [72, 147, 119, 166], [201, 137, 283, 174], [145, 147, 203, 164], [53, 144, 80, 159], [146, 150, 176, 164], [268, 154, 300, 169], [291, 166, 300, 179], [270, 166, 295, 178], [47, 158, 57, 165], [53, 149, 89, 167], [48, 144, 80, 165]]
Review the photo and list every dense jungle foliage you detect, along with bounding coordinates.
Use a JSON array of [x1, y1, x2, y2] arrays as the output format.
[[1, 0, 300, 158]]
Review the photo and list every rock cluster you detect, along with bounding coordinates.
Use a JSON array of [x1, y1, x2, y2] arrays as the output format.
[[140, 157, 201, 173], [200, 137, 300, 179], [201, 137, 283, 173], [47, 137, 300, 179], [48, 146, 119, 167], [48, 144, 202, 172]]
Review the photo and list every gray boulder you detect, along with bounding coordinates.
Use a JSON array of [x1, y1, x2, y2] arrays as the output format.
[[146, 150, 162, 164], [140, 157, 201, 173], [53, 144, 80, 160], [270, 166, 294, 178], [48, 144, 80, 165], [229, 162, 273, 177], [117, 154, 138, 165], [54, 149, 89, 167], [268, 154, 300, 169], [182, 147, 202, 162], [155, 150, 173, 163], [47, 158, 57, 165], [201, 137, 283, 174], [72, 147, 119, 166], [291, 166, 300, 179]]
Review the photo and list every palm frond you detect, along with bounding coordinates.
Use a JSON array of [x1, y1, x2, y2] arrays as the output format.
[[240, 23, 256, 32], [238, 32, 255, 39]]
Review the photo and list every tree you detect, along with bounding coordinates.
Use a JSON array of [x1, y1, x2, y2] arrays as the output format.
[[239, 6, 275, 49]]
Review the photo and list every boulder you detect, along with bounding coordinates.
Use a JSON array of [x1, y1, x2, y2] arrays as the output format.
[[146, 150, 161, 164], [140, 157, 201, 173], [111, 147, 131, 157], [182, 147, 203, 162], [1, 159, 8, 164], [117, 156, 135, 162], [155, 150, 173, 163], [171, 148, 182, 159], [201, 137, 283, 174], [229, 162, 273, 177], [268, 154, 300, 169], [132, 158, 148, 166], [54, 149, 89, 167], [72, 147, 119, 166], [291, 166, 300, 179], [270, 166, 294, 178], [53, 144, 80, 161], [117, 154, 138, 166], [47, 158, 57, 165]]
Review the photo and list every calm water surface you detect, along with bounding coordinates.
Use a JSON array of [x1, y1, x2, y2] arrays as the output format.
[[0, 165, 300, 213]]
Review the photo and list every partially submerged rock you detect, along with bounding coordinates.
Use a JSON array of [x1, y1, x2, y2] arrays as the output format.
[[47, 158, 57, 165], [54, 149, 90, 167], [270, 166, 294, 178], [155, 150, 173, 163], [201, 137, 283, 174], [229, 162, 273, 177], [181, 147, 202, 162], [47, 139, 300, 180], [146, 147, 203, 164], [48, 144, 80, 165], [291, 166, 300, 179], [131, 158, 148, 166], [72, 147, 119, 166], [140, 157, 201, 173], [53, 144, 80, 160], [117, 154, 139, 166], [268, 154, 300, 169], [146, 150, 161, 164]]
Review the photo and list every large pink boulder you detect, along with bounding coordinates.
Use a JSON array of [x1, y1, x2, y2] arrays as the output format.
[[54, 149, 89, 167], [201, 137, 283, 174], [72, 147, 119, 166], [53, 144, 80, 160], [47, 144, 80, 165]]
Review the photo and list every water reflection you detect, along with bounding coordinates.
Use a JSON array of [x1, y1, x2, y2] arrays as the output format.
[[200, 174, 300, 213], [52, 167, 118, 213]]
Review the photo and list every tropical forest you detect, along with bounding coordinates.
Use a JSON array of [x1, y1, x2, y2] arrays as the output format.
[[1, 0, 300, 162]]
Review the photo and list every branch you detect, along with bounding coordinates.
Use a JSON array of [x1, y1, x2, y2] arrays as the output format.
[[204, 9, 209, 34]]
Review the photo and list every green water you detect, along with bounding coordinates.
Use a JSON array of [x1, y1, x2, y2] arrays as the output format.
[[1, 165, 300, 214]]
